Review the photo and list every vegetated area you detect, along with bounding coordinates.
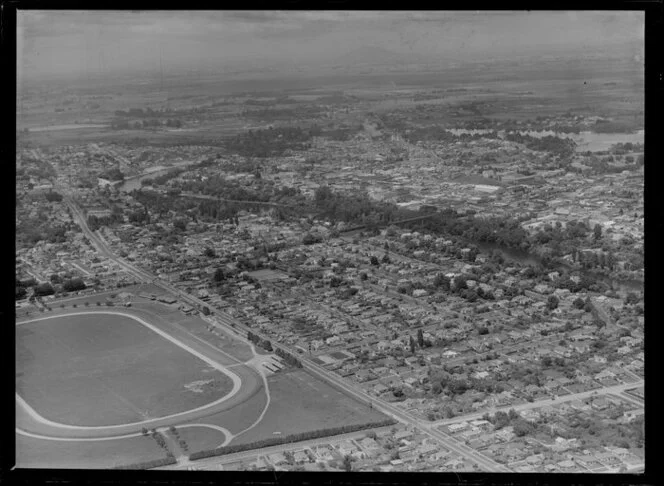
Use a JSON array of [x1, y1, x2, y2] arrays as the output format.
[[167, 425, 227, 456], [230, 370, 388, 446], [16, 313, 234, 426], [15, 434, 167, 469]]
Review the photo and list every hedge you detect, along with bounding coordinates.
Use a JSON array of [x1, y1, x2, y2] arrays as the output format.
[[188, 418, 397, 461], [113, 457, 177, 470]]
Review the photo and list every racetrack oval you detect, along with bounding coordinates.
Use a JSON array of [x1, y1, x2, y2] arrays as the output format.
[[16, 311, 264, 439]]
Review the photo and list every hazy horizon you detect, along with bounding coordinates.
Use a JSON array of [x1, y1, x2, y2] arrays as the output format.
[[18, 10, 645, 83]]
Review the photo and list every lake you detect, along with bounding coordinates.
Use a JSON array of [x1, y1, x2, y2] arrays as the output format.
[[118, 160, 199, 192]]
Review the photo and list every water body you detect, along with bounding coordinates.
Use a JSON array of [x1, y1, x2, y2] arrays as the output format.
[[475, 240, 643, 293], [118, 161, 198, 192], [447, 128, 644, 152]]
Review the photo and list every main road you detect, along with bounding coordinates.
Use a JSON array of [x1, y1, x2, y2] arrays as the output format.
[[65, 197, 508, 471], [428, 380, 644, 428]]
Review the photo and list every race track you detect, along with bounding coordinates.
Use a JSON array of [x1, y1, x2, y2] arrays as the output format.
[[16, 309, 265, 440]]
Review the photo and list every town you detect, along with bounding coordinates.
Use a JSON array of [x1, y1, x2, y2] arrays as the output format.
[[15, 10, 644, 474]]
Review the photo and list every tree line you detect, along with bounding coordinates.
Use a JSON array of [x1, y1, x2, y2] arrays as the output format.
[[188, 419, 397, 461], [112, 457, 177, 470], [225, 126, 321, 158], [246, 330, 273, 352], [274, 346, 303, 368]]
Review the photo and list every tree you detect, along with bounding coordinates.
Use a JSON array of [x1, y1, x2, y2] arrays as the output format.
[[409, 335, 416, 354], [624, 292, 640, 306], [203, 247, 216, 258], [342, 454, 353, 472], [465, 289, 479, 303], [213, 268, 226, 283], [593, 224, 602, 240], [452, 276, 467, 293], [16, 286, 27, 300], [63, 278, 86, 292], [34, 283, 55, 297], [417, 329, 424, 348], [573, 297, 585, 310], [434, 273, 451, 291], [370, 255, 380, 266], [547, 295, 559, 310], [513, 419, 534, 437]]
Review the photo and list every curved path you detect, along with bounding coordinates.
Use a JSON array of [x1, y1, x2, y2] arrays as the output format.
[[16, 310, 265, 440], [173, 423, 233, 448]]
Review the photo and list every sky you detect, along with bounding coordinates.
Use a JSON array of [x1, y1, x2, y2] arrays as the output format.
[[17, 10, 645, 81]]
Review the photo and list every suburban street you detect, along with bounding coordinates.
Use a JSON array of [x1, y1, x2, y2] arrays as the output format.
[[66, 197, 508, 471], [157, 425, 398, 470], [428, 380, 644, 428], [64, 197, 644, 473]]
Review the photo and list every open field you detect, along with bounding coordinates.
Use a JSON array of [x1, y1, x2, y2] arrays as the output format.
[[231, 370, 387, 446], [125, 302, 255, 362], [170, 424, 228, 453], [17, 56, 642, 152], [17, 313, 235, 426], [181, 382, 268, 440], [15, 433, 167, 469]]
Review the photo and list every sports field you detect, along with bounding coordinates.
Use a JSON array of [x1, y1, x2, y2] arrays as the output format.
[[17, 313, 235, 426]]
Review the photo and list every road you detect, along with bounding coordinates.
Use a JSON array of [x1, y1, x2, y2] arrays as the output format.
[[157, 425, 398, 470], [63, 198, 506, 471], [428, 380, 644, 428]]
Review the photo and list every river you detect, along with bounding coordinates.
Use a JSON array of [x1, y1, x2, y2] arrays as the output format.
[[117, 160, 199, 192], [475, 241, 643, 293]]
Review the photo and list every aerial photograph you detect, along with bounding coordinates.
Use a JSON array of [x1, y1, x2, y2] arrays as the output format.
[[15, 10, 645, 473]]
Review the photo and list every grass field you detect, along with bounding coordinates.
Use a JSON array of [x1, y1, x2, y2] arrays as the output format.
[[231, 370, 387, 446], [15, 434, 167, 469], [170, 425, 227, 453], [17, 313, 234, 426], [181, 383, 268, 440], [130, 302, 255, 362]]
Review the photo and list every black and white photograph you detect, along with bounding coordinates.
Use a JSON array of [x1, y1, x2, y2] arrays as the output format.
[[15, 9, 647, 474]]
